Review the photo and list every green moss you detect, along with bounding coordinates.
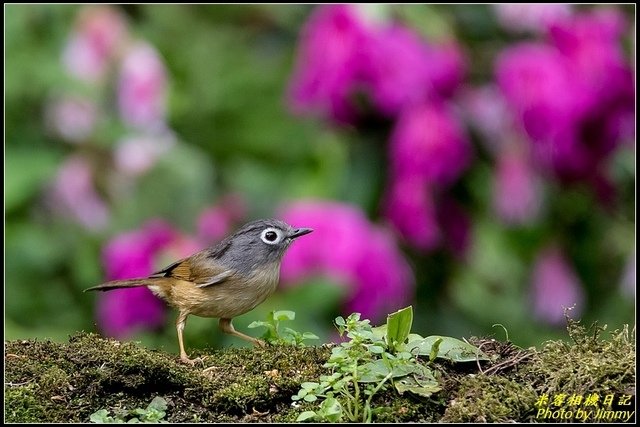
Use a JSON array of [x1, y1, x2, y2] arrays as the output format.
[[4, 384, 47, 423], [4, 322, 635, 423], [525, 321, 635, 398], [442, 375, 537, 422]]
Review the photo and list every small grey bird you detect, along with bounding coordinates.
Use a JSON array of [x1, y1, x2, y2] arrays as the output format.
[[85, 219, 313, 364]]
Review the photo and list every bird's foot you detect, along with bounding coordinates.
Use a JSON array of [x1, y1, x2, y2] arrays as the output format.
[[180, 355, 206, 366]]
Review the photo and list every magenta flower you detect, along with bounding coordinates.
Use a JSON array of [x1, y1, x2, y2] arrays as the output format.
[[389, 101, 471, 187], [493, 4, 573, 34], [118, 42, 168, 130], [62, 5, 128, 83], [362, 26, 466, 116], [287, 5, 373, 123], [383, 177, 441, 251], [197, 194, 248, 243], [492, 148, 542, 226], [530, 245, 585, 325], [97, 220, 201, 339], [495, 7, 634, 191], [45, 95, 98, 144], [48, 155, 109, 231], [279, 200, 414, 322]]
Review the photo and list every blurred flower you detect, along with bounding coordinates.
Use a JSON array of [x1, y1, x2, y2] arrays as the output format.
[[279, 200, 414, 322], [118, 42, 168, 130], [98, 220, 201, 339], [49, 155, 109, 231], [287, 5, 373, 123], [383, 177, 441, 251], [362, 26, 465, 116], [197, 194, 248, 243], [460, 84, 514, 155], [531, 245, 585, 325], [492, 147, 543, 226], [114, 128, 176, 176], [62, 5, 128, 83], [45, 95, 98, 144], [389, 101, 470, 187], [437, 197, 471, 259], [288, 5, 466, 122], [493, 4, 573, 34], [495, 8, 634, 192]]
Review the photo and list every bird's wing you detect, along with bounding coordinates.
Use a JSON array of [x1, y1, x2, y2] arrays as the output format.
[[149, 256, 235, 288]]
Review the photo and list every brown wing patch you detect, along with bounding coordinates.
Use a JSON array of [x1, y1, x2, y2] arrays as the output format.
[[167, 261, 192, 281], [149, 258, 192, 281]]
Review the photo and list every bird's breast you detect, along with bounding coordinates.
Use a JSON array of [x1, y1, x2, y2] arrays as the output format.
[[175, 262, 281, 319]]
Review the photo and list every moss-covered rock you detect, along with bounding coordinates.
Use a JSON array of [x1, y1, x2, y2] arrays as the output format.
[[4, 321, 635, 423]]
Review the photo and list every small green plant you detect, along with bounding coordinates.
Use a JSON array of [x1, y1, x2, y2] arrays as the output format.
[[293, 306, 490, 423], [248, 310, 319, 346], [89, 396, 168, 423]]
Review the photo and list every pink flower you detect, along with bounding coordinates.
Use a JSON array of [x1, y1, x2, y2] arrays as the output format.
[[389, 101, 470, 187], [492, 148, 542, 226], [118, 42, 168, 130], [197, 194, 248, 243], [495, 7, 634, 191], [287, 5, 373, 123], [114, 129, 176, 176], [279, 200, 414, 322], [362, 26, 466, 116], [531, 245, 585, 325], [460, 85, 514, 155], [45, 95, 98, 144], [62, 5, 128, 83], [383, 177, 441, 251], [493, 4, 573, 34], [495, 43, 591, 177], [49, 155, 109, 231], [97, 220, 202, 339]]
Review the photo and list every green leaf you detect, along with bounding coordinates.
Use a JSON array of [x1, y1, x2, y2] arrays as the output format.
[[321, 397, 343, 422], [90, 409, 110, 423], [301, 332, 320, 340], [273, 310, 295, 321], [296, 411, 317, 422], [303, 394, 318, 402], [386, 306, 413, 352], [371, 325, 386, 340], [409, 336, 491, 362], [247, 320, 269, 329], [394, 375, 441, 398], [429, 337, 443, 362], [147, 397, 167, 412]]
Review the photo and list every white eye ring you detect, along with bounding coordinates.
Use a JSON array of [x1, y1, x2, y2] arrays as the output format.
[[260, 228, 283, 245]]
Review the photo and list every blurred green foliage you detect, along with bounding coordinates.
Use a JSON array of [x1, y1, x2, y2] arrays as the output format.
[[4, 5, 635, 354]]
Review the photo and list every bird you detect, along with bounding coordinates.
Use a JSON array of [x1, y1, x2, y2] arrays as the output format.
[[85, 219, 313, 364]]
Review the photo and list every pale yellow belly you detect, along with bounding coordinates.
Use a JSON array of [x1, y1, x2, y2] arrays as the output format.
[[148, 266, 280, 319]]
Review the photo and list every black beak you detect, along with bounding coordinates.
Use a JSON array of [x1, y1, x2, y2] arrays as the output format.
[[289, 227, 313, 239]]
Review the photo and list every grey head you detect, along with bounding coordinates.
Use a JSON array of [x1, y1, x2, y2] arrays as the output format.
[[208, 219, 313, 275]]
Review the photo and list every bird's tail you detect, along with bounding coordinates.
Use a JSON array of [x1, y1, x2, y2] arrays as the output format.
[[84, 277, 167, 292]]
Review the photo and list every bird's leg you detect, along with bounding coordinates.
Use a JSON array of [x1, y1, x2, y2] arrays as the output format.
[[219, 318, 265, 347], [176, 310, 199, 365]]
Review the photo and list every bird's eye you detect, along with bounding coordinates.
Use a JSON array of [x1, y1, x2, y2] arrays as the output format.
[[265, 231, 277, 241], [260, 228, 282, 245]]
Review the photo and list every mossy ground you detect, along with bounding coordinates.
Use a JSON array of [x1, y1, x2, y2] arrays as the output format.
[[4, 320, 635, 423]]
